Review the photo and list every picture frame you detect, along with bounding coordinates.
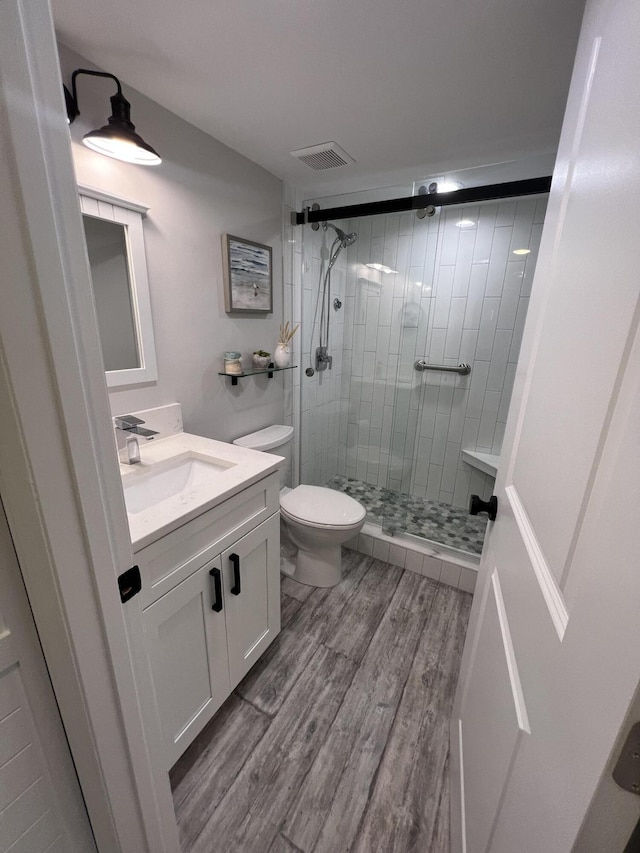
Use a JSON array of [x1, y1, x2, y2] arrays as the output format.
[[222, 233, 273, 313]]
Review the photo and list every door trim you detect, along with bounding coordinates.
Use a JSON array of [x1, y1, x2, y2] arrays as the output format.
[[505, 485, 568, 639], [0, 0, 174, 850]]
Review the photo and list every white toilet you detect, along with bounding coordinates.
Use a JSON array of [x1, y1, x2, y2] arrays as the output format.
[[233, 425, 366, 587]]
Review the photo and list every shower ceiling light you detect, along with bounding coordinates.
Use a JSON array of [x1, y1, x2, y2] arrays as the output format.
[[456, 219, 476, 228], [365, 263, 397, 274], [66, 68, 161, 166], [438, 180, 464, 193], [513, 248, 531, 255]]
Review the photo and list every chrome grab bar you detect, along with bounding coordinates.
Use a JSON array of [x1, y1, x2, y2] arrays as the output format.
[[414, 360, 471, 376]]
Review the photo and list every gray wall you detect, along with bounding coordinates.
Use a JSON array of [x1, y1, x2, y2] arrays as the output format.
[[59, 44, 284, 443]]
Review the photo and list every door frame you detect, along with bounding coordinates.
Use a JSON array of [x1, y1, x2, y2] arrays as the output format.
[[0, 0, 175, 850], [0, 496, 97, 852]]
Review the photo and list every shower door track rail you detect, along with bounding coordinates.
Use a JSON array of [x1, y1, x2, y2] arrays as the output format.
[[414, 360, 471, 376], [294, 176, 552, 225]]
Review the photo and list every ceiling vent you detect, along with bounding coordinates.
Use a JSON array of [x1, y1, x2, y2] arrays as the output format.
[[290, 141, 356, 171]]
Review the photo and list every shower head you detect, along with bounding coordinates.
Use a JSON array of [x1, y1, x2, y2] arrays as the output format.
[[323, 221, 357, 248]]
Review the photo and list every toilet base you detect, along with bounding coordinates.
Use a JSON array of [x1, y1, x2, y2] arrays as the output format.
[[293, 543, 343, 587], [280, 550, 297, 579]]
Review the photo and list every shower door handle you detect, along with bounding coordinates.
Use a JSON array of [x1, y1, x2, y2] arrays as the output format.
[[469, 494, 498, 521]]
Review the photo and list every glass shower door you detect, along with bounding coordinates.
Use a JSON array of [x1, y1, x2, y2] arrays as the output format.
[[381, 194, 546, 557], [298, 184, 546, 559]]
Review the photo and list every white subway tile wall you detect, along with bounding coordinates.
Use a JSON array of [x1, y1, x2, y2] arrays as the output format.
[[297, 193, 546, 509]]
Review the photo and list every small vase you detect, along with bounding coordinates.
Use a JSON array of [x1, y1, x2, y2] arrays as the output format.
[[274, 342, 291, 368]]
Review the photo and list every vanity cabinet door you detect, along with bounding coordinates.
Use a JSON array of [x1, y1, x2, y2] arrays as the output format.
[[142, 556, 230, 768], [221, 513, 281, 688]]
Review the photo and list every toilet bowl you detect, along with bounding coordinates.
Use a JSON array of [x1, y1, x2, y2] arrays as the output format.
[[280, 485, 365, 587], [233, 426, 366, 587]]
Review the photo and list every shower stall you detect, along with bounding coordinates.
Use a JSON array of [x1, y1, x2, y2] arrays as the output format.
[[296, 181, 547, 562]]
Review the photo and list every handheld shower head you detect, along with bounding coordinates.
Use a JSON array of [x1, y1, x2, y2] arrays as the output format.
[[323, 221, 357, 248]]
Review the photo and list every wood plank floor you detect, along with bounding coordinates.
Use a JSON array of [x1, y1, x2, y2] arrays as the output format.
[[170, 549, 472, 853]]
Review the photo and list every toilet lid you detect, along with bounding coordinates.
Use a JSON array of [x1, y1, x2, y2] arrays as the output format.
[[280, 485, 366, 527], [233, 424, 293, 451]]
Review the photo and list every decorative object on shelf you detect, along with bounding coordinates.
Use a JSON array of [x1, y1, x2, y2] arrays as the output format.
[[274, 343, 290, 368], [252, 350, 271, 369], [223, 351, 243, 375], [222, 234, 273, 313], [275, 322, 299, 368]]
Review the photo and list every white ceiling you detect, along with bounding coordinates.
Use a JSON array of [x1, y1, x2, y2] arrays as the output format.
[[52, 0, 585, 192]]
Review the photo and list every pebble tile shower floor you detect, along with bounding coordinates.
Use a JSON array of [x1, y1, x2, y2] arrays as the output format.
[[326, 474, 487, 556]]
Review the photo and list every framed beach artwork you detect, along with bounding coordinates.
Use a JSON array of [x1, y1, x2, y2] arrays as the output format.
[[222, 234, 273, 313]]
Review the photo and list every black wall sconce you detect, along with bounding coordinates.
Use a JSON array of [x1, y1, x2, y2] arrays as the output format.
[[64, 68, 161, 166]]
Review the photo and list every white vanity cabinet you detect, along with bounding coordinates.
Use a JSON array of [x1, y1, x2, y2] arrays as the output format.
[[221, 515, 280, 687], [133, 472, 280, 768], [142, 554, 230, 764]]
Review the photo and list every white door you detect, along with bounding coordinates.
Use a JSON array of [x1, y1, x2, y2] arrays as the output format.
[[0, 498, 96, 853], [451, 0, 640, 851], [222, 514, 281, 688]]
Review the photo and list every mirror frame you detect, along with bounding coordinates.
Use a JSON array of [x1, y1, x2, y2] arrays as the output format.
[[79, 184, 158, 388]]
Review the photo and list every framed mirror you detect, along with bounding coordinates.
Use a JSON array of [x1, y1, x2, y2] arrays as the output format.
[[79, 184, 157, 388]]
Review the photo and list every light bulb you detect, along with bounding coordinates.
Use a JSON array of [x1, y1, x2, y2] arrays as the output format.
[[83, 135, 161, 165]]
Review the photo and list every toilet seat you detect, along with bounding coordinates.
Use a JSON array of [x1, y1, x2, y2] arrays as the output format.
[[280, 485, 366, 529]]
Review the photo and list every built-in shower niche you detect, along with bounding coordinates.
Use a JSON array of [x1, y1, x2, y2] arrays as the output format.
[[300, 189, 547, 563]]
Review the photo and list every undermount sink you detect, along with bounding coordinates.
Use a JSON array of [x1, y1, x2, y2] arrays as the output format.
[[123, 454, 233, 515], [119, 431, 284, 549]]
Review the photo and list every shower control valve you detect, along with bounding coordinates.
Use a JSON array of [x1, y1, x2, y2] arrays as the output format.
[[315, 346, 332, 372]]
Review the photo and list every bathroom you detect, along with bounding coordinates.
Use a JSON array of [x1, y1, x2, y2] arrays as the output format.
[[2, 1, 640, 852]]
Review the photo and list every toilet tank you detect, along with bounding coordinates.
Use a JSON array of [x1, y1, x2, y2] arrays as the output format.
[[233, 424, 294, 489]]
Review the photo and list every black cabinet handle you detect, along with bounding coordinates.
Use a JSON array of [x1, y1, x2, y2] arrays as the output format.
[[469, 494, 498, 521], [230, 553, 241, 596], [209, 567, 223, 612]]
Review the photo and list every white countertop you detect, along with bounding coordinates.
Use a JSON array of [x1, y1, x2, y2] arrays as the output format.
[[120, 432, 283, 550]]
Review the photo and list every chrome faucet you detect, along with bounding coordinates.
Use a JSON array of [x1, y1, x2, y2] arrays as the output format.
[[115, 415, 158, 464]]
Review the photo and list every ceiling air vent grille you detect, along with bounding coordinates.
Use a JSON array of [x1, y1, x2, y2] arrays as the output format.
[[290, 141, 355, 171]]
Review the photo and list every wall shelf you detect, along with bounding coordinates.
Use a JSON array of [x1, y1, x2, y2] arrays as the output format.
[[218, 364, 297, 386]]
